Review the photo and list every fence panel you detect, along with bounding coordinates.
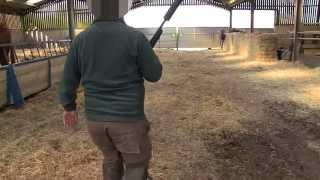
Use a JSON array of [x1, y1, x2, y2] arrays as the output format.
[[0, 55, 67, 108], [14, 60, 50, 98], [51, 56, 66, 83], [0, 69, 7, 107]]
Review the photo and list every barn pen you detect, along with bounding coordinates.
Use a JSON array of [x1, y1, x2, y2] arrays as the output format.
[[1, 0, 320, 179]]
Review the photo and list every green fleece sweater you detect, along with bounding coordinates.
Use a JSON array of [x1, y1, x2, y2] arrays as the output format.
[[59, 21, 162, 121]]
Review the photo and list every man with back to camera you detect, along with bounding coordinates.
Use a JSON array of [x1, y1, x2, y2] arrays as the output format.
[[59, 0, 162, 179]]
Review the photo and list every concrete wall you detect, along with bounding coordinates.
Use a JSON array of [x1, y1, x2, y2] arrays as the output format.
[[139, 27, 228, 48]]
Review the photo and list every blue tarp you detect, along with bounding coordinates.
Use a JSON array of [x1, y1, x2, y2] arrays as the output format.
[[6, 64, 24, 107]]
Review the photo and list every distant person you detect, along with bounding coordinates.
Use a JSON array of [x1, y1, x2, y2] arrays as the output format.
[[220, 30, 226, 49], [59, 0, 162, 179]]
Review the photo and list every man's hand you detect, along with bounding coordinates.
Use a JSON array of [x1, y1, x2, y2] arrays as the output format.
[[63, 111, 78, 128]]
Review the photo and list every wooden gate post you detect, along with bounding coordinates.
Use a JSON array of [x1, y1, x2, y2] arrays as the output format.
[[292, 0, 303, 61], [67, 0, 75, 40]]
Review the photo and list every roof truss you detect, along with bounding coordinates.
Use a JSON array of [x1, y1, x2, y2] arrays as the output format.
[[0, 0, 277, 15]]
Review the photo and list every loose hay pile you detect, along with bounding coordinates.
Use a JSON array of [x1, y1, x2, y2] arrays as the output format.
[[1, 49, 320, 179]]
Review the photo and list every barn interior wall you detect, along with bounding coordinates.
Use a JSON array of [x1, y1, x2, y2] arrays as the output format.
[[1, 0, 319, 44]]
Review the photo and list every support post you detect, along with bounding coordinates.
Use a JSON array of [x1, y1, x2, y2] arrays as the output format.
[[292, 0, 303, 61], [67, 0, 75, 40], [119, 0, 133, 17], [317, 0, 320, 24], [275, 10, 280, 26], [175, 27, 180, 51], [250, 0, 255, 33], [229, 10, 233, 29], [48, 59, 52, 88]]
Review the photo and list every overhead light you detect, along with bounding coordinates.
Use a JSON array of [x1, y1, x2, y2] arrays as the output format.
[[27, 0, 43, 5], [5, 0, 36, 7]]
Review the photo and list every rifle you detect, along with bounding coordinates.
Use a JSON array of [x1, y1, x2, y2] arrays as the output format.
[[150, 0, 184, 47]]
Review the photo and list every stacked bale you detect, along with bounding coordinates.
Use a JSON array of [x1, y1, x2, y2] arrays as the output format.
[[255, 34, 278, 61]]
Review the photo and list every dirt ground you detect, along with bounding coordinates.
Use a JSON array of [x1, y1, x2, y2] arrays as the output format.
[[1, 49, 320, 180]]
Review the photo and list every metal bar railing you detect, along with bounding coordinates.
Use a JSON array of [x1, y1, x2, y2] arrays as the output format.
[[0, 40, 71, 66], [298, 31, 320, 35], [0, 40, 71, 48], [277, 31, 320, 61]]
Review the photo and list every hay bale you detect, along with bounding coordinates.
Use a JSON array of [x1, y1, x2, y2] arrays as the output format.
[[255, 34, 278, 61]]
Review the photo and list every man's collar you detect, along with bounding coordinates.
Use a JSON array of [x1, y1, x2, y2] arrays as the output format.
[[93, 17, 126, 24]]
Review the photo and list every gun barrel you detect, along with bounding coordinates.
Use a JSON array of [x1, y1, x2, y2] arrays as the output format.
[[164, 0, 184, 20], [150, 28, 163, 47], [150, 0, 183, 47]]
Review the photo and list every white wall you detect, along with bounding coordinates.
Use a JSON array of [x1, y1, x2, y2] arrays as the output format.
[[125, 6, 230, 28], [232, 10, 275, 29], [125, 6, 275, 29]]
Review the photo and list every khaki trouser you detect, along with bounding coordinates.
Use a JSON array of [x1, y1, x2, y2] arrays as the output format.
[[87, 119, 152, 180]]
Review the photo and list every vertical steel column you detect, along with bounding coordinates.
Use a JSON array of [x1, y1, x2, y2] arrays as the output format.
[[229, 10, 233, 29], [292, 0, 303, 61], [67, 0, 75, 40], [250, 0, 255, 33], [48, 58, 52, 88], [317, 0, 320, 24], [119, 0, 132, 17]]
